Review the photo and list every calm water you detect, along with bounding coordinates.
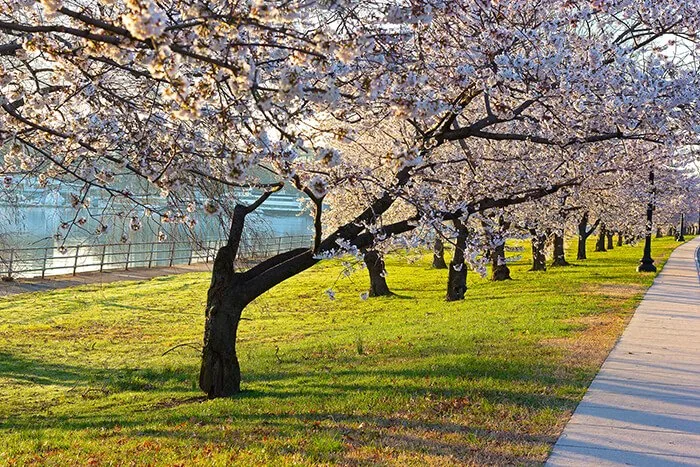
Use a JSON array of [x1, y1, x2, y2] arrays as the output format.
[[0, 196, 313, 277]]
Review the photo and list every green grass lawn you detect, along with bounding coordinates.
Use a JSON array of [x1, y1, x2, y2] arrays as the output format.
[[0, 236, 692, 466]]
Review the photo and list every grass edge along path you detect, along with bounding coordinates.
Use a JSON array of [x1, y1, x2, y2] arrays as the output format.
[[0, 236, 693, 466]]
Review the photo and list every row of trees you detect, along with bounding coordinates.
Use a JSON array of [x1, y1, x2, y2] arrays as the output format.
[[1, 0, 699, 397], [353, 178, 699, 299]]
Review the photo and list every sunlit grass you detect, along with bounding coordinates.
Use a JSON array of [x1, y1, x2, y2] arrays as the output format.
[[0, 236, 691, 465]]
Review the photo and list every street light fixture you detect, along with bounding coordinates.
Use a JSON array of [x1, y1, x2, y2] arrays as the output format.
[[677, 213, 686, 242], [638, 169, 657, 273]]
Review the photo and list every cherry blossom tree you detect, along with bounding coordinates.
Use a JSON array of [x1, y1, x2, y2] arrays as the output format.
[[2, 0, 699, 397]]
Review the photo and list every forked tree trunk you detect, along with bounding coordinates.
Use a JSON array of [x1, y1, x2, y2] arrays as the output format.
[[529, 229, 547, 271], [199, 200, 320, 399], [200, 205, 247, 399], [577, 212, 600, 260], [595, 223, 607, 252], [551, 233, 570, 267], [432, 238, 448, 269], [446, 219, 468, 301], [617, 232, 623, 247], [364, 249, 392, 297]]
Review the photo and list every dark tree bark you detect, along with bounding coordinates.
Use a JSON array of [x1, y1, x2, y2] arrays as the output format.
[[595, 223, 607, 252], [199, 255, 243, 398], [606, 232, 614, 250], [491, 242, 511, 280], [432, 238, 448, 269], [551, 233, 570, 266], [200, 204, 248, 398], [617, 232, 623, 247], [490, 216, 511, 281], [199, 191, 322, 399], [446, 218, 468, 301], [577, 212, 600, 260], [655, 227, 663, 238], [529, 229, 547, 271], [363, 249, 392, 297]]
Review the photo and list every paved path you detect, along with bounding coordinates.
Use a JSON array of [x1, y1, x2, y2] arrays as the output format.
[[547, 236, 700, 466], [0, 263, 213, 297]]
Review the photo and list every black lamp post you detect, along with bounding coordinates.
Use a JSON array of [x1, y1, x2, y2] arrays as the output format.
[[677, 213, 686, 241], [638, 169, 657, 272]]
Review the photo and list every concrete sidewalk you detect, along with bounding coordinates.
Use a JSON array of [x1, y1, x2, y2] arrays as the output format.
[[0, 262, 213, 297], [547, 236, 700, 466]]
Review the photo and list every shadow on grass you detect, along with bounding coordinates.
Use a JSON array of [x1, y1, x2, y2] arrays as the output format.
[[0, 352, 194, 393], [0, 348, 582, 420], [2, 402, 555, 465]]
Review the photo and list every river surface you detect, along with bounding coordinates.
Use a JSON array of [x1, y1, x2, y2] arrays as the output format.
[[0, 196, 313, 277]]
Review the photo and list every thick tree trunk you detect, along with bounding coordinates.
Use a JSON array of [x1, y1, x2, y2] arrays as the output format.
[[446, 219, 468, 301], [551, 233, 570, 267], [655, 227, 663, 238], [446, 264, 467, 301], [432, 238, 448, 269], [576, 236, 587, 260], [617, 232, 623, 247], [529, 230, 547, 271], [364, 250, 392, 297], [577, 214, 588, 260], [606, 232, 614, 250], [491, 242, 511, 280], [595, 223, 607, 252], [487, 216, 511, 281], [577, 212, 599, 260], [199, 245, 243, 398]]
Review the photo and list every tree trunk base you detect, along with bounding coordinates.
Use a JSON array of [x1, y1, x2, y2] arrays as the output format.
[[551, 234, 569, 267], [530, 233, 547, 272], [491, 265, 511, 281], [594, 236, 606, 252], [432, 239, 448, 269], [577, 237, 587, 259], [199, 246, 243, 399], [199, 305, 243, 398], [446, 264, 467, 301], [364, 250, 392, 297]]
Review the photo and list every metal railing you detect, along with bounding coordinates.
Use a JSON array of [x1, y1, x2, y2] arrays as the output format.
[[0, 235, 311, 279]]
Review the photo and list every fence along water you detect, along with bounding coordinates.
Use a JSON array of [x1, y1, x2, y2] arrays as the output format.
[[0, 235, 311, 279]]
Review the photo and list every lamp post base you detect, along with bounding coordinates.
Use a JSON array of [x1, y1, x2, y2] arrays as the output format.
[[637, 258, 657, 272]]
